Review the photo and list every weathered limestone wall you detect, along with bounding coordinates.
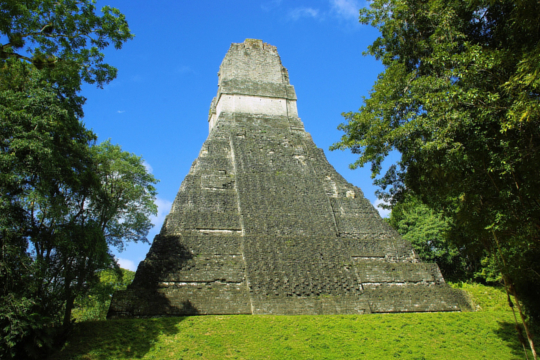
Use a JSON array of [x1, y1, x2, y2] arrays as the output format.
[[108, 39, 468, 318], [215, 95, 296, 119], [218, 39, 286, 85], [208, 39, 297, 132]]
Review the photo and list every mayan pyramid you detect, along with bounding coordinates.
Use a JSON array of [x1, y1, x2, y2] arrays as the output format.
[[108, 39, 466, 318]]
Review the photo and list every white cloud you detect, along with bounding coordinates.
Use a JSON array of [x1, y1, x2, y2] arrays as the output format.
[[142, 160, 153, 174], [131, 74, 143, 83], [373, 198, 391, 218], [116, 257, 137, 271], [175, 65, 194, 75], [150, 197, 173, 233], [330, 0, 361, 20], [117, 110, 125, 114], [261, 0, 282, 11], [288, 7, 320, 20]]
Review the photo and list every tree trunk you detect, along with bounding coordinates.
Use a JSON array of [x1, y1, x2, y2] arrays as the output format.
[[62, 258, 74, 330], [493, 231, 537, 360], [63, 293, 75, 329], [508, 280, 538, 360]]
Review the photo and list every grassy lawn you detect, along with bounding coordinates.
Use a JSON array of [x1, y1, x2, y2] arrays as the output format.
[[51, 285, 534, 360]]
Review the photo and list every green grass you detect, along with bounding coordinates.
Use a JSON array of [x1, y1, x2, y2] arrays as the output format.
[[450, 282, 512, 312], [51, 285, 534, 360]]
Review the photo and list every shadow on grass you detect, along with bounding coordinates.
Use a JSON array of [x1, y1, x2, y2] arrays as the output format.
[[494, 320, 535, 359], [51, 236, 202, 359], [52, 313, 194, 360]]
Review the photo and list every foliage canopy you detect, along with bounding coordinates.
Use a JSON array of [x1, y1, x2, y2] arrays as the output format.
[[0, 2, 155, 359], [332, 0, 540, 356], [0, 0, 133, 93], [386, 195, 479, 281], [72, 268, 135, 322]]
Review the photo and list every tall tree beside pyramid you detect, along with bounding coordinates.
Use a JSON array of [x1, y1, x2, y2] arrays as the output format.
[[108, 39, 467, 317], [331, 1, 540, 356]]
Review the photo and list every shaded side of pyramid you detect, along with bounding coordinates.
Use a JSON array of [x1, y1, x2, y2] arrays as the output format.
[[108, 39, 468, 318]]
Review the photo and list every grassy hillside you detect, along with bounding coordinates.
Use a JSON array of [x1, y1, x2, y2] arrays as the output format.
[[51, 285, 534, 360]]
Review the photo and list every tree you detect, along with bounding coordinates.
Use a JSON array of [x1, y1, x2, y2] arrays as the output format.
[[72, 268, 135, 322], [386, 195, 479, 281], [331, 0, 540, 357], [0, 0, 133, 89], [0, 61, 98, 358], [0, 63, 158, 358], [0, 2, 151, 359], [57, 140, 158, 330]]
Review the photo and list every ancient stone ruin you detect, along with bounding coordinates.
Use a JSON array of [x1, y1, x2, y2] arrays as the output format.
[[108, 39, 467, 317]]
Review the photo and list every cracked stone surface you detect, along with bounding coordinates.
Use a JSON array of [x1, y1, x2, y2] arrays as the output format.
[[108, 39, 468, 318]]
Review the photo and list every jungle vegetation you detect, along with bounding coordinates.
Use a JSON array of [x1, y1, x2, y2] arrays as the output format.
[[332, 0, 540, 357], [0, 1, 157, 358]]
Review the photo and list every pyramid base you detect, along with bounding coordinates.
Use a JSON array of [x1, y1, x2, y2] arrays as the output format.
[[107, 284, 470, 318]]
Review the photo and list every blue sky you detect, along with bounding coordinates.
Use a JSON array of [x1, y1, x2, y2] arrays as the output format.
[[81, 0, 397, 271]]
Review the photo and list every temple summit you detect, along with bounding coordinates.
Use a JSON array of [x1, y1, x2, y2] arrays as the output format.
[[108, 39, 467, 317]]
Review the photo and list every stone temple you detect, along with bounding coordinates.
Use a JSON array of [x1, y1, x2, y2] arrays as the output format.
[[108, 39, 467, 317]]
